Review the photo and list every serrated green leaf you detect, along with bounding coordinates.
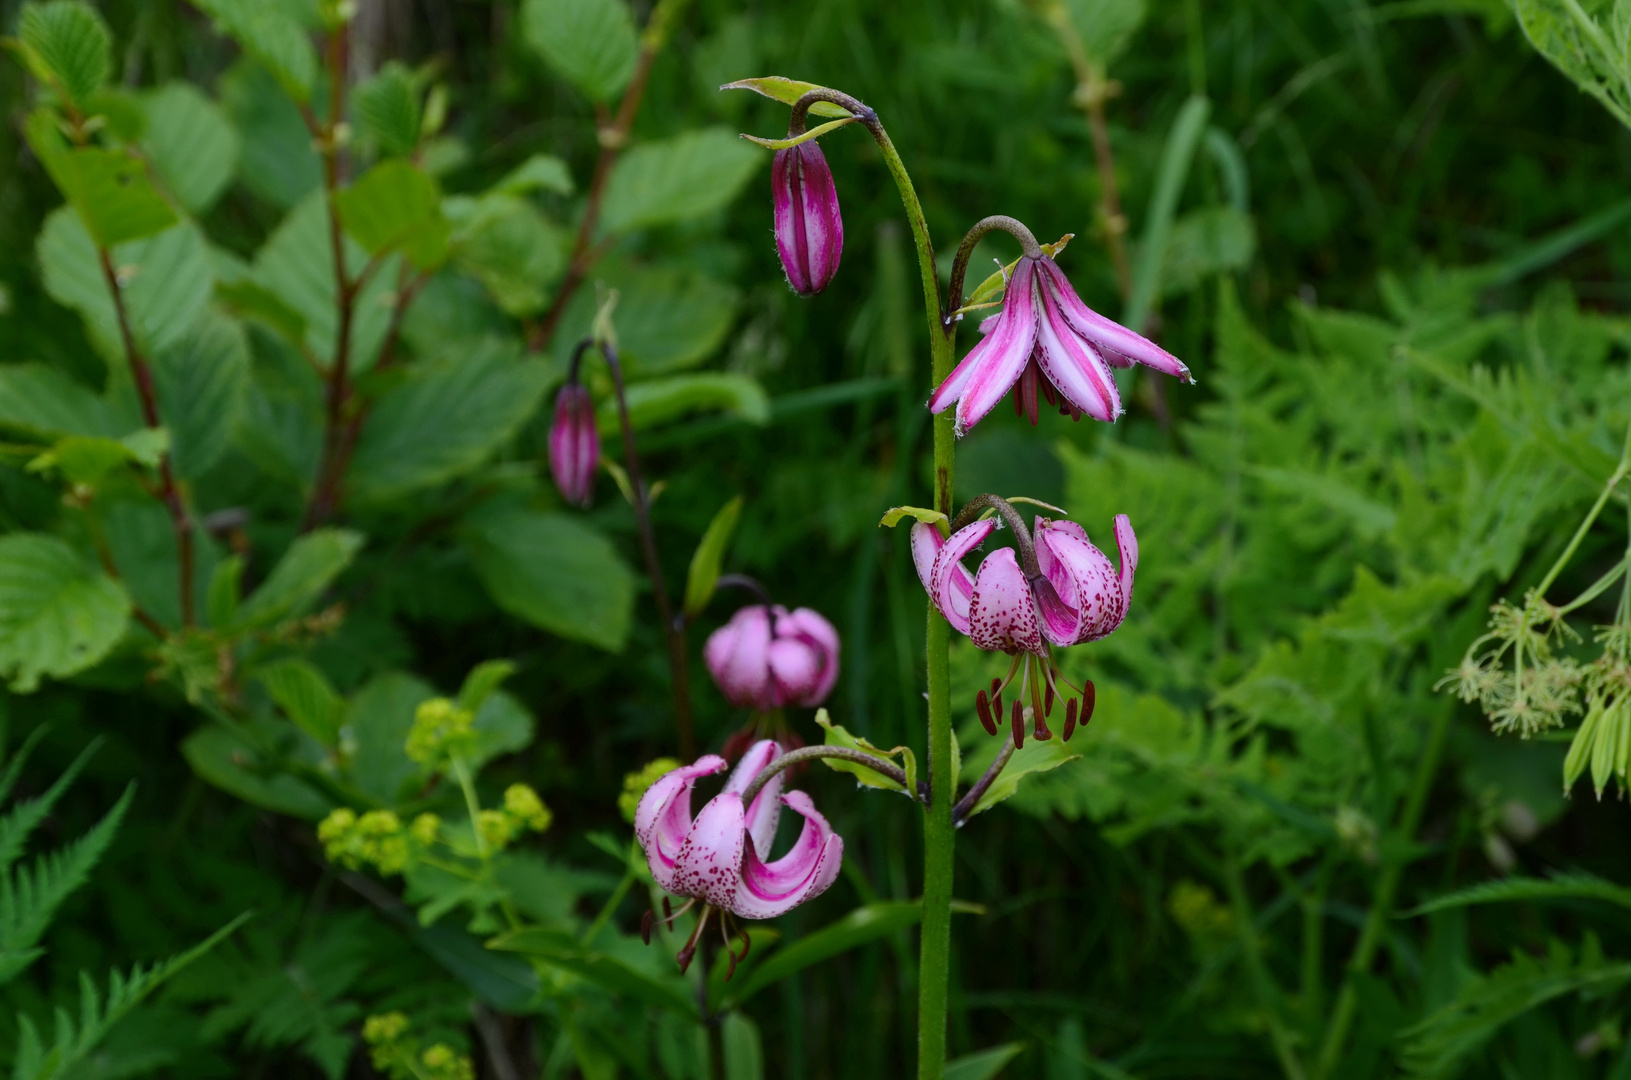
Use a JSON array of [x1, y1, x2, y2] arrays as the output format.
[[0, 739, 97, 876], [219, 58, 319, 209], [813, 710, 913, 794], [1404, 873, 1631, 916], [599, 372, 770, 432], [335, 159, 448, 270], [461, 503, 635, 653], [141, 82, 241, 215], [346, 341, 551, 502], [26, 430, 166, 486], [150, 309, 250, 479], [253, 658, 344, 747], [684, 496, 743, 616], [189, 0, 318, 101], [0, 534, 130, 692], [0, 364, 119, 439], [549, 264, 739, 376], [26, 121, 177, 247], [352, 61, 421, 157], [234, 528, 362, 630], [718, 77, 853, 118], [599, 128, 763, 234], [521, 0, 639, 102], [18, 1, 111, 104], [449, 193, 568, 317]]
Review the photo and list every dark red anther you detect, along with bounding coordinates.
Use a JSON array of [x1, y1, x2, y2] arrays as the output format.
[[663, 897, 673, 921], [991, 677, 1002, 695], [992, 691, 1003, 725], [738, 928, 751, 962], [1062, 697, 1079, 742], [1082, 680, 1096, 726], [1010, 699, 1025, 749], [676, 943, 697, 975], [1044, 682, 1055, 716], [641, 910, 654, 946], [975, 690, 998, 736]]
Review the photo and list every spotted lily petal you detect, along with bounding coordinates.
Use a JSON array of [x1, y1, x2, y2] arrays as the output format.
[[633, 755, 726, 891], [928, 519, 996, 635], [1035, 257, 1192, 383], [671, 792, 748, 909], [1034, 281, 1121, 422], [774, 608, 841, 705], [723, 740, 783, 859], [731, 790, 844, 919], [968, 547, 1046, 655], [930, 259, 1040, 437]]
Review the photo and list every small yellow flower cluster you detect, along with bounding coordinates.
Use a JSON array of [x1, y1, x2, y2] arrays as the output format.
[[618, 758, 681, 823], [475, 784, 553, 852], [405, 697, 476, 766], [362, 1012, 474, 1080], [317, 808, 441, 875], [1168, 880, 1234, 945]]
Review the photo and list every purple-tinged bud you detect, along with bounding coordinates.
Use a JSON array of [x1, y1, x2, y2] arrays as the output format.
[[547, 382, 599, 508], [772, 142, 843, 296]]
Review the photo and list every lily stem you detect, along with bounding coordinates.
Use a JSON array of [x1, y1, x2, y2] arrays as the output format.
[[590, 339, 697, 758], [945, 216, 1044, 327], [739, 746, 916, 807]]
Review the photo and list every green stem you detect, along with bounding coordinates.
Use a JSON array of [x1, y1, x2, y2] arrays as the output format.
[[450, 754, 488, 861], [1313, 705, 1453, 1078], [1222, 855, 1305, 1080], [583, 869, 635, 947]]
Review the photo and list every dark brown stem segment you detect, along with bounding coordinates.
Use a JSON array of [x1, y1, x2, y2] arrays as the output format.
[[98, 248, 194, 626], [949, 493, 1040, 575], [739, 745, 917, 807], [586, 339, 697, 757], [945, 215, 1044, 325], [301, 21, 357, 532], [953, 738, 1015, 826], [528, 0, 694, 353]]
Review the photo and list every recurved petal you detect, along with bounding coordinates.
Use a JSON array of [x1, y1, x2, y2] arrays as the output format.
[[671, 792, 748, 907], [634, 755, 726, 891], [1037, 257, 1193, 382], [952, 259, 1040, 437], [929, 519, 996, 636], [1035, 285, 1120, 422], [731, 790, 845, 919], [1034, 520, 1121, 647], [704, 606, 775, 710], [723, 740, 783, 859], [1113, 513, 1138, 602], [968, 547, 1046, 655]]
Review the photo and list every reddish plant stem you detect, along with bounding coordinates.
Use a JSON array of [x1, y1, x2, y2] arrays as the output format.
[[527, 0, 690, 353], [98, 248, 194, 626]]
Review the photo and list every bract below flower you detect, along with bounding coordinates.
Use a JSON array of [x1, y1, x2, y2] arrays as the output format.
[[929, 254, 1193, 436], [910, 512, 1136, 745], [705, 604, 840, 711], [773, 141, 843, 295], [547, 381, 598, 507], [634, 740, 844, 973]]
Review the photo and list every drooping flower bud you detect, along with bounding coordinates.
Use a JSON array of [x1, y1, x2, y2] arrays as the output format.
[[705, 604, 840, 711], [547, 381, 599, 507], [772, 142, 843, 296]]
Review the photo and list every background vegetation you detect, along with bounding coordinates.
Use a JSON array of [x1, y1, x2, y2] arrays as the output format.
[[4, 0, 1631, 1076]]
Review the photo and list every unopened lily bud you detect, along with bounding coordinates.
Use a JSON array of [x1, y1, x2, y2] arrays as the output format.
[[548, 382, 599, 507], [772, 142, 843, 296], [705, 605, 840, 711]]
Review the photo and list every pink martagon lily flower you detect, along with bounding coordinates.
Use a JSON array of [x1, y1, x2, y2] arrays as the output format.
[[634, 739, 844, 972], [772, 141, 843, 296], [909, 511, 1137, 744], [929, 254, 1193, 436], [705, 604, 840, 711], [547, 382, 599, 507]]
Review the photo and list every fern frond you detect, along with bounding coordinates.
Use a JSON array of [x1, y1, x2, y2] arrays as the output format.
[[0, 725, 52, 810], [12, 911, 251, 1080], [0, 737, 102, 876], [1402, 871, 1631, 917], [0, 784, 132, 985]]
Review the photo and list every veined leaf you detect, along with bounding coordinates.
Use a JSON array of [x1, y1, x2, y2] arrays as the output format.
[[141, 82, 241, 215], [180, 722, 331, 819], [16, 1, 111, 105], [599, 128, 762, 234], [0, 534, 131, 692], [0, 364, 119, 439], [493, 153, 574, 196], [253, 658, 345, 747], [233, 529, 362, 630], [958, 734, 1081, 820], [26, 118, 177, 247], [449, 193, 568, 317], [150, 309, 251, 479], [219, 58, 319, 209], [188, 0, 318, 101], [521, 0, 638, 103], [335, 159, 449, 270], [353, 61, 422, 157]]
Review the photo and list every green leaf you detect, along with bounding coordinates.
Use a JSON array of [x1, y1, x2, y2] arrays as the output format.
[[352, 61, 422, 157], [1403, 873, 1631, 916], [189, 0, 319, 101], [684, 496, 743, 617], [0, 363, 119, 439], [347, 341, 551, 503], [140, 82, 241, 215], [342, 671, 432, 803], [335, 159, 449, 270], [219, 58, 320, 209], [493, 153, 575, 196], [468, 689, 536, 770], [457, 659, 517, 714], [17, 1, 111, 104], [206, 554, 244, 628], [1064, 0, 1147, 65], [1123, 94, 1211, 334], [255, 192, 400, 371], [1512, 0, 1631, 130], [521, 0, 638, 102], [1159, 206, 1255, 297], [26, 429, 167, 486], [813, 711, 915, 795], [549, 264, 739, 376], [727, 902, 923, 1003], [945, 1043, 1026, 1080], [0, 534, 131, 693], [959, 736, 1081, 819], [718, 77, 854, 118], [599, 128, 763, 234], [234, 528, 363, 630], [0, 740, 97, 875], [600, 372, 770, 432], [0, 784, 131, 984], [26, 119, 178, 246], [150, 309, 251, 479], [722, 1013, 764, 1080], [180, 721, 332, 818], [488, 926, 698, 1016], [461, 503, 635, 652], [37, 209, 214, 361], [878, 505, 949, 530], [253, 658, 345, 747], [449, 193, 568, 317]]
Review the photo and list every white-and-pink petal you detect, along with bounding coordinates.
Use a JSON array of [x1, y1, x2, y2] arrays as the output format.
[[967, 547, 1046, 655], [671, 792, 748, 909], [730, 790, 844, 919], [1037, 258, 1193, 383], [929, 519, 996, 635], [1035, 283, 1121, 422], [634, 755, 726, 891], [723, 740, 784, 859]]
